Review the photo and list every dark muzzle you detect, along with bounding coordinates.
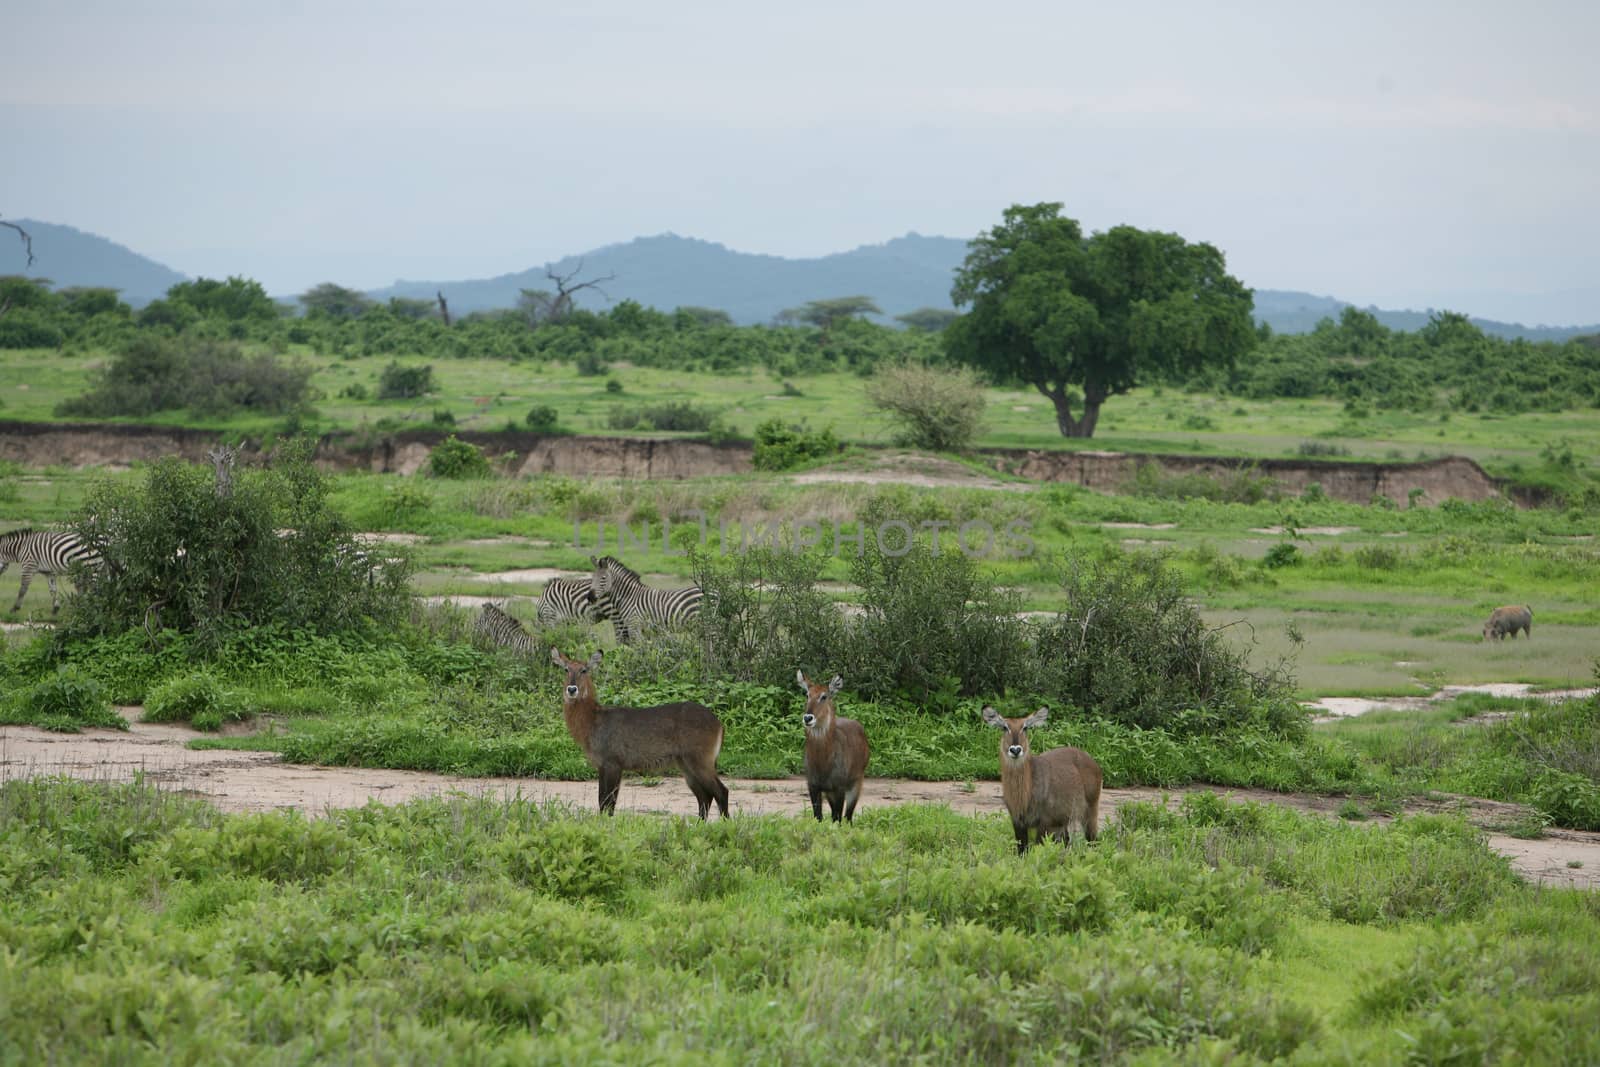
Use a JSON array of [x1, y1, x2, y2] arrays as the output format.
[[803, 714, 816, 728], [1007, 745, 1023, 759], [566, 685, 579, 697]]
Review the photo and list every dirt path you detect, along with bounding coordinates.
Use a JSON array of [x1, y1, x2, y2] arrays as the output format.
[[2, 711, 1596, 891]]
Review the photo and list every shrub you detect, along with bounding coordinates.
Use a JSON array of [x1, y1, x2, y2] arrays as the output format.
[[1262, 542, 1301, 568], [865, 362, 986, 452], [427, 436, 492, 479], [576, 351, 609, 376], [604, 377, 623, 393], [377, 361, 434, 399], [56, 335, 312, 417], [1296, 440, 1351, 457], [525, 405, 560, 433], [1, 665, 121, 732], [65, 441, 412, 651], [752, 418, 840, 471], [144, 671, 244, 731], [1031, 551, 1300, 734], [606, 401, 719, 433]]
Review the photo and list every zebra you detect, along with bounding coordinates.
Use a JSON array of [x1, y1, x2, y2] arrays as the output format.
[[0, 528, 101, 615], [588, 555, 703, 644], [536, 576, 603, 628], [476, 602, 537, 655]]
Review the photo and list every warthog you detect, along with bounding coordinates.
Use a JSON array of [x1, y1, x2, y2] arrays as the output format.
[[1483, 604, 1533, 641]]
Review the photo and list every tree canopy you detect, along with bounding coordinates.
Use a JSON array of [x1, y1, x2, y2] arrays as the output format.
[[945, 203, 1256, 437]]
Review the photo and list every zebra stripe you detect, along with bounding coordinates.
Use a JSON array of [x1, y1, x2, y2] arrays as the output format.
[[0, 528, 101, 615], [536, 576, 603, 627], [589, 555, 702, 644], [476, 603, 537, 655]]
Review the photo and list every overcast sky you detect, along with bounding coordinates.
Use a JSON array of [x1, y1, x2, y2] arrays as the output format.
[[6, 0, 1599, 323]]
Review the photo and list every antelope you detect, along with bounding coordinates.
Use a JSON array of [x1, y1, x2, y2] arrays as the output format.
[[549, 648, 730, 819], [796, 671, 870, 823], [981, 705, 1102, 854]]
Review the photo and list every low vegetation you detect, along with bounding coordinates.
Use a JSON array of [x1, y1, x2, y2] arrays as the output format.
[[2, 778, 1594, 1063]]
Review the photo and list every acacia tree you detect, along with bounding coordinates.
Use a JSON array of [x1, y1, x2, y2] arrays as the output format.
[[946, 203, 1256, 437]]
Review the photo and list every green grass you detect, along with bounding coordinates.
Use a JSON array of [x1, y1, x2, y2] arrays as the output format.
[[7, 347, 1600, 478], [5, 777, 1596, 1064]]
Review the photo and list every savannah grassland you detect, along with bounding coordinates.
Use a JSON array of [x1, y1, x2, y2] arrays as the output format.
[[4, 350, 1600, 1063]]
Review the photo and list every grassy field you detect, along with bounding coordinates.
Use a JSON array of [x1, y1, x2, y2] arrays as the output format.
[[3, 777, 1597, 1064], [5, 346, 1600, 476]]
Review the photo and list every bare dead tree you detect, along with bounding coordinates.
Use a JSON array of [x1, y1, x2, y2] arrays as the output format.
[[544, 258, 616, 322], [436, 290, 451, 327], [1, 216, 34, 268], [207, 444, 239, 499]]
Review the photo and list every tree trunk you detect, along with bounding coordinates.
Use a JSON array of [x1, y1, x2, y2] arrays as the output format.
[[1046, 392, 1102, 437]]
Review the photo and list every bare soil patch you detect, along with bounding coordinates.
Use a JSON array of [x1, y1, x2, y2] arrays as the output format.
[[3, 711, 1594, 890], [1307, 684, 1598, 722]]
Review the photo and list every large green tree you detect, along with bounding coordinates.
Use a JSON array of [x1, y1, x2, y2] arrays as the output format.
[[946, 203, 1256, 437]]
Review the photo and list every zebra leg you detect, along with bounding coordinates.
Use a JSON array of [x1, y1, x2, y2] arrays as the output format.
[[46, 571, 60, 614], [12, 562, 35, 614]]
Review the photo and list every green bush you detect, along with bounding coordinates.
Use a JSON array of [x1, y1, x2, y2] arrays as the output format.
[[865, 362, 986, 452], [56, 335, 313, 418], [1, 665, 122, 732], [606, 401, 719, 433], [65, 442, 412, 651], [1031, 551, 1300, 734], [427, 436, 492, 479], [377, 361, 434, 399], [144, 671, 243, 731], [752, 418, 840, 471], [524, 405, 560, 433]]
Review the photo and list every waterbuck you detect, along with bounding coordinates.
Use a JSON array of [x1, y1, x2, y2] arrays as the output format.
[[1483, 604, 1533, 641], [796, 671, 870, 823], [549, 648, 730, 819], [981, 705, 1102, 854]]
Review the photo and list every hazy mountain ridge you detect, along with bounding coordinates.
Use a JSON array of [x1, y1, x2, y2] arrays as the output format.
[[6, 220, 1596, 341], [2, 219, 188, 306]]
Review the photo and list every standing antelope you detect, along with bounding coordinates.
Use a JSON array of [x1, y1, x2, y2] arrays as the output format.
[[981, 705, 1102, 854], [549, 647, 730, 819], [796, 671, 870, 823]]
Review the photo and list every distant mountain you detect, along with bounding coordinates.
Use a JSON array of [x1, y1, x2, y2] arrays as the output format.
[[368, 232, 970, 327], [1, 219, 188, 306], [371, 232, 1599, 341], [1252, 289, 1598, 343]]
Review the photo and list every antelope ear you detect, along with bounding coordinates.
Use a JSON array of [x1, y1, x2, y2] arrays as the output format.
[[795, 669, 810, 692], [981, 706, 1007, 729], [1022, 707, 1050, 730], [828, 675, 843, 694], [587, 650, 604, 669], [549, 647, 566, 667]]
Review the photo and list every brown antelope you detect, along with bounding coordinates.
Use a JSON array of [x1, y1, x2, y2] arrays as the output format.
[[549, 648, 730, 819], [796, 671, 870, 823], [981, 705, 1102, 854]]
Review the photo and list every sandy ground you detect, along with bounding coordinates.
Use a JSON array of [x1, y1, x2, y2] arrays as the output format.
[[2, 709, 1595, 891]]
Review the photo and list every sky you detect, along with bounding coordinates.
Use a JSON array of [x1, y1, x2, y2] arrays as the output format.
[[5, 0, 1600, 324]]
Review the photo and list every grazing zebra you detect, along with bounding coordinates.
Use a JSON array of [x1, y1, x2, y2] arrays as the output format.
[[536, 576, 603, 628], [476, 602, 537, 655], [0, 528, 101, 615], [589, 555, 703, 644]]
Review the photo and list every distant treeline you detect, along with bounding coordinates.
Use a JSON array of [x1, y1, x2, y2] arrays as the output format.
[[4, 274, 1598, 415]]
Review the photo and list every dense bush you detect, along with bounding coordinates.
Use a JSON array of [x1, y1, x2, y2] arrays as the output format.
[[865, 362, 988, 451], [56, 335, 313, 418], [377, 361, 435, 399], [427, 435, 492, 479], [0, 665, 122, 732], [524, 405, 560, 433], [63, 442, 412, 651], [751, 418, 841, 471], [605, 400, 719, 433], [1030, 550, 1300, 735]]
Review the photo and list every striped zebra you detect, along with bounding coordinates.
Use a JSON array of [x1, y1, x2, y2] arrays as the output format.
[[0, 528, 101, 615], [536, 576, 603, 628], [476, 602, 536, 655], [589, 555, 703, 644]]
